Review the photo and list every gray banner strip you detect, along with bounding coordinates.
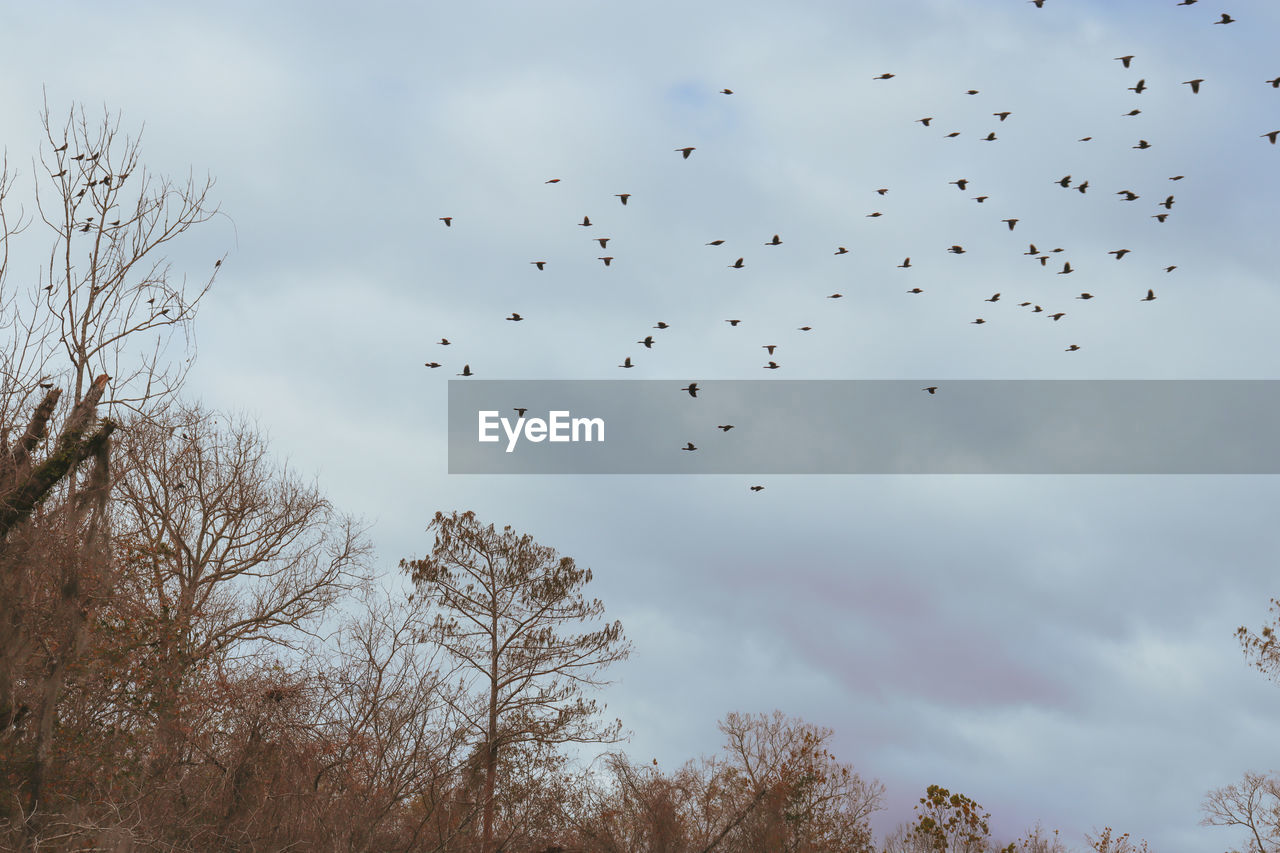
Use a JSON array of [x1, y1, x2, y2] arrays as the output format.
[[446, 380, 1280, 474]]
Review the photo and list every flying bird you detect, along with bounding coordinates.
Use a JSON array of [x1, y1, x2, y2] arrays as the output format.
[[1057, 175, 1072, 187], [1118, 190, 1139, 200], [1153, 213, 1170, 222], [750, 485, 764, 492], [531, 261, 546, 270], [985, 293, 1000, 302], [682, 442, 697, 451], [579, 216, 592, 226], [1160, 195, 1175, 208], [948, 245, 966, 254], [726, 319, 741, 326], [1076, 292, 1093, 299], [763, 345, 777, 354], [764, 361, 780, 369], [1133, 139, 1151, 149], [950, 178, 969, 190], [907, 287, 923, 293], [1109, 249, 1131, 259], [1003, 219, 1018, 230], [923, 386, 938, 394], [1124, 109, 1142, 116], [828, 293, 843, 298], [438, 338, 451, 345], [720, 88, 733, 94], [917, 117, 934, 126], [899, 257, 912, 267], [1130, 79, 1147, 94], [681, 383, 699, 397], [1116, 55, 1134, 67], [596, 237, 610, 248], [1065, 344, 1080, 352], [1060, 262, 1074, 274], [619, 357, 634, 368], [981, 133, 997, 142], [1183, 79, 1204, 93], [835, 247, 849, 255], [1268, 78, 1280, 88], [506, 313, 523, 321], [424, 362, 441, 368], [1263, 131, 1280, 144], [545, 178, 560, 184], [439, 217, 452, 226], [514, 408, 528, 418], [1077, 180, 1089, 193], [616, 193, 631, 204], [458, 364, 473, 376], [874, 73, 895, 80], [993, 111, 1012, 121], [945, 131, 961, 138], [1142, 289, 1157, 301], [730, 257, 744, 268], [599, 256, 614, 266], [638, 336, 654, 348], [719, 425, 735, 431], [971, 318, 986, 324], [1049, 312, 1066, 321], [1214, 13, 1234, 24], [766, 234, 782, 245], [1165, 265, 1177, 273], [707, 239, 725, 246], [654, 321, 670, 329], [675, 147, 696, 159]]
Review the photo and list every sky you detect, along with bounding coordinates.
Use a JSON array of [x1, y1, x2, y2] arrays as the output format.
[[4, 1, 1280, 849]]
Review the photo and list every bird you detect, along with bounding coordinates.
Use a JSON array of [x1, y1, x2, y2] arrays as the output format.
[[53, 142, 67, 153], [966, 89, 979, 95], [1214, 13, 1234, 24], [1169, 175, 1185, 181], [1124, 109, 1142, 117], [424, 362, 441, 368], [1130, 79, 1147, 94], [1077, 181, 1090, 193], [866, 211, 883, 217], [950, 178, 969, 190], [682, 442, 697, 451], [1116, 55, 1135, 68], [899, 257, 912, 267], [726, 319, 741, 326], [764, 361, 780, 369], [766, 234, 782, 245], [993, 111, 1011, 121], [763, 345, 777, 354], [917, 117, 934, 126], [948, 245, 966, 254], [545, 178, 560, 184], [70, 153, 84, 161], [579, 216, 592, 226], [985, 293, 1000, 302], [681, 383, 699, 397], [945, 131, 960, 138], [1153, 213, 1170, 222], [828, 293, 843, 299], [1057, 175, 1072, 188], [874, 73, 895, 80], [1060, 262, 1075, 274], [438, 338, 451, 345], [1118, 190, 1139, 200], [1032, 305, 1043, 313], [616, 193, 631, 204], [1142, 289, 1157, 301], [923, 386, 938, 394], [750, 485, 764, 492], [729, 257, 744, 268], [1076, 292, 1093, 299], [798, 326, 813, 331], [876, 188, 889, 195], [1049, 312, 1066, 321], [1078, 136, 1093, 142], [718, 425, 735, 432], [981, 133, 997, 142], [1133, 139, 1151, 149], [654, 321, 670, 329], [1268, 78, 1280, 88], [1184, 79, 1204, 93], [619, 357, 634, 368], [595, 237, 610, 248], [52, 169, 66, 178], [1065, 344, 1080, 352], [675, 147, 696, 159], [1176, 0, 1197, 4], [1025, 244, 1040, 255], [720, 88, 733, 94], [506, 313, 523, 321], [707, 239, 725, 246], [1263, 131, 1280, 144], [835, 247, 849, 255], [458, 364, 473, 376], [439, 217, 452, 226], [1109, 249, 1131, 259], [974, 196, 989, 203], [638, 336, 655, 348], [514, 408, 528, 418], [971, 318, 986, 324], [599, 256, 613, 266], [1003, 219, 1018, 230], [907, 287, 923, 293], [1165, 265, 1177, 273], [531, 261, 546, 270], [1160, 195, 1175, 209], [1029, 0, 1045, 6]]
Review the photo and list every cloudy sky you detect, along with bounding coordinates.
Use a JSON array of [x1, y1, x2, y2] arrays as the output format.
[[5, 1, 1280, 848]]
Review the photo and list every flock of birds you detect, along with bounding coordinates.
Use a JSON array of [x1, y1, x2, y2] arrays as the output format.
[[426, 2, 1275, 484]]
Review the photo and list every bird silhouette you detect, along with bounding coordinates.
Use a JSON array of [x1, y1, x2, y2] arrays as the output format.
[[1049, 312, 1066, 321], [1060, 262, 1075, 274], [945, 131, 961, 138], [638, 336, 655, 348], [971, 318, 986, 324], [1003, 219, 1018, 230], [439, 338, 452, 345], [1077, 181, 1090, 194], [1130, 79, 1147, 93], [675, 147, 696, 159], [1065, 344, 1080, 352], [616, 193, 631, 204], [596, 237, 610, 248], [545, 178, 560, 184], [948, 245, 966, 254], [1109, 249, 1131, 259], [619, 357, 634, 368], [985, 293, 1000, 302], [440, 217, 452, 226], [730, 257, 744, 268], [1076, 292, 1093, 299], [579, 216, 592, 226], [506, 313, 523, 321], [1116, 55, 1134, 68], [682, 383, 699, 397], [917, 117, 934, 126], [835, 247, 849, 255], [1153, 213, 1170, 222], [1214, 13, 1234, 24], [726, 319, 741, 326], [1118, 190, 1139, 200], [798, 326, 813, 331], [1057, 175, 1072, 187], [923, 386, 938, 394], [1183, 79, 1204, 93], [750, 485, 764, 491], [907, 287, 923, 293], [1268, 78, 1280, 88], [1165, 266, 1177, 273], [682, 442, 697, 451], [764, 361, 780, 369], [458, 364, 473, 376], [1142, 289, 1157, 301], [531, 261, 546, 270], [763, 345, 777, 354], [654, 321, 670, 329], [599, 256, 613, 266], [828, 293, 844, 298], [874, 73, 895, 80], [424, 362, 442, 368], [981, 133, 997, 142], [707, 239, 725, 246], [1160, 195, 1175, 209], [866, 211, 883, 217], [766, 234, 782, 245], [719, 425, 735, 431], [720, 88, 733, 94], [1133, 140, 1151, 149], [951, 178, 969, 190], [1263, 131, 1280, 144], [1124, 109, 1142, 117], [899, 257, 912, 267], [993, 111, 1012, 121]]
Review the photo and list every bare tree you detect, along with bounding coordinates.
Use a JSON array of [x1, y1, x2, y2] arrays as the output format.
[[1202, 771, 1280, 853], [401, 510, 631, 853]]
